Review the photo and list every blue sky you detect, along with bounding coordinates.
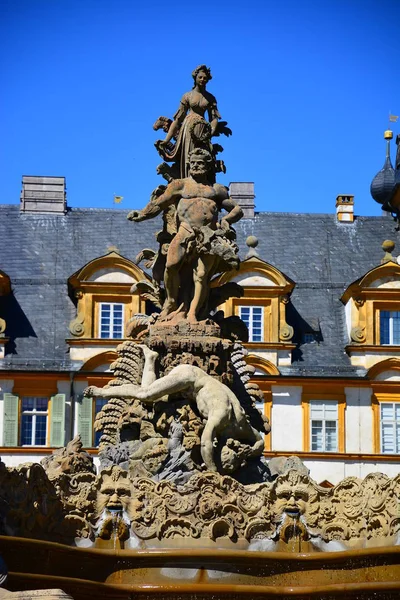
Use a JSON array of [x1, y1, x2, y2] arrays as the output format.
[[1, 0, 399, 216]]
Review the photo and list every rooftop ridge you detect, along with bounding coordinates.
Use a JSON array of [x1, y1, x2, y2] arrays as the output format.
[[0, 203, 392, 220]]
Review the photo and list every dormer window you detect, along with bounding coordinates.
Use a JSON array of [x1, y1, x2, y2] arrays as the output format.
[[67, 251, 152, 365], [239, 306, 264, 342], [0, 269, 11, 359], [211, 256, 295, 367], [342, 260, 400, 369], [99, 303, 124, 339], [380, 310, 400, 345], [303, 333, 316, 344]]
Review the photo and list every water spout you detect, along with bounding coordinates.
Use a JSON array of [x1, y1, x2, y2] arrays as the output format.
[[108, 506, 123, 550], [278, 511, 307, 552]]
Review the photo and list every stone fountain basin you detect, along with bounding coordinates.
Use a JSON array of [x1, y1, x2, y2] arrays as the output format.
[[1, 535, 400, 600]]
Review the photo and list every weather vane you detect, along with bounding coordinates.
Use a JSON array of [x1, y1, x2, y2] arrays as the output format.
[[388, 112, 398, 127]]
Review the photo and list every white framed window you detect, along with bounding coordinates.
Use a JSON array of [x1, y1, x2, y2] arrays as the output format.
[[20, 396, 49, 446], [239, 306, 264, 342], [380, 403, 400, 454], [99, 303, 124, 339], [310, 401, 338, 452], [380, 310, 400, 345]]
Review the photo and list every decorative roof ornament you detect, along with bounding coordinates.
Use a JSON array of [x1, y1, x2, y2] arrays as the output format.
[[106, 245, 121, 254], [245, 235, 259, 258], [381, 239, 396, 264], [371, 116, 400, 229], [370, 129, 395, 208]]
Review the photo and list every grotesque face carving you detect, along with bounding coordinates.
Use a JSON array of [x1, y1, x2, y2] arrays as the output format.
[[275, 482, 309, 517], [96, 466, 133, 517]]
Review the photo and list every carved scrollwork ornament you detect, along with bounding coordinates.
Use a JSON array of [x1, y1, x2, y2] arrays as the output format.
[[350, 326, 366, 343], [280, 294, 290, 305], [69, 314, 85, 337], [355, 297, 364, 307], [74, 289, 84, 300], [280, 323, 294, 341], [0, 317, 6, 335]]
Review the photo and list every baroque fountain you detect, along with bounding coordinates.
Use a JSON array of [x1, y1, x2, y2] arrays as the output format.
[[0, 66, 400, 600]]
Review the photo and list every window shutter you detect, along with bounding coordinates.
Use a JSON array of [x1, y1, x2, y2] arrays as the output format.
[[50, 394, 66, 447], [3, 394, 19, 447], [78, 395, 93, 447]]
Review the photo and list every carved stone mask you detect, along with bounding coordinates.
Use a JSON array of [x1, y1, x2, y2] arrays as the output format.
[[96, 466, 133, 517], [275, 483, 309, 517]]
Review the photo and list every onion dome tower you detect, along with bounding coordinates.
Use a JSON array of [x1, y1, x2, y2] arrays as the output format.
[[370, 129, 396, 211]]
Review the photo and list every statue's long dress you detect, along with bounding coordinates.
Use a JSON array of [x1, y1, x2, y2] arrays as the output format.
[[163, 90, 221, 178]]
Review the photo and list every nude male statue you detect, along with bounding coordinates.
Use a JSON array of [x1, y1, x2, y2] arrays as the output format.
[[84, 344, 264, 473], [127, 149, 243, 322]]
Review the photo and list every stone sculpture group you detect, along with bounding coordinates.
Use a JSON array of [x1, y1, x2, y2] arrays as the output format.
[[0, 66, 399, 562], [85, 344, 264, 474], [84, 64, 271, 481], [127, 150, 242, 323]]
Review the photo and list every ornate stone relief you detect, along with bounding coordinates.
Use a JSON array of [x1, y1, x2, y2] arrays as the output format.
[[1, 455, 399, 549], [40, 435, 96, 479]]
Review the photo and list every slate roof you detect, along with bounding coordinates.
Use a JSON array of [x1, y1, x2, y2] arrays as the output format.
[[0, 203, 397, 376]]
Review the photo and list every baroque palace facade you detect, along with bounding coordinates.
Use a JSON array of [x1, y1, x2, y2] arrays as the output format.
[[1, 167, 400, 485]]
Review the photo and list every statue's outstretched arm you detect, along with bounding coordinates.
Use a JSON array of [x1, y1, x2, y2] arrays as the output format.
[[84, 384, 141, 400], [128, 181, 183, 222]]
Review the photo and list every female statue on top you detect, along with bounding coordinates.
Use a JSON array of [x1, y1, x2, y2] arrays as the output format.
[[154, 65, 231, 183]]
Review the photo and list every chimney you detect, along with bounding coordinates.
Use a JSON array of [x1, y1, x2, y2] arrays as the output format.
[[229, 182, 255, 218], [20, 176, 67, 214], [335, 195, 354, 222]]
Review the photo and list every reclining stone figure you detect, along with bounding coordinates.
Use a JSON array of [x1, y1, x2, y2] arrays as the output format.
[[84, 345, 264, 473]]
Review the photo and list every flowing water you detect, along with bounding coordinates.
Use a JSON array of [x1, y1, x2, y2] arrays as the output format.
[[108, 507, 122, 550]]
